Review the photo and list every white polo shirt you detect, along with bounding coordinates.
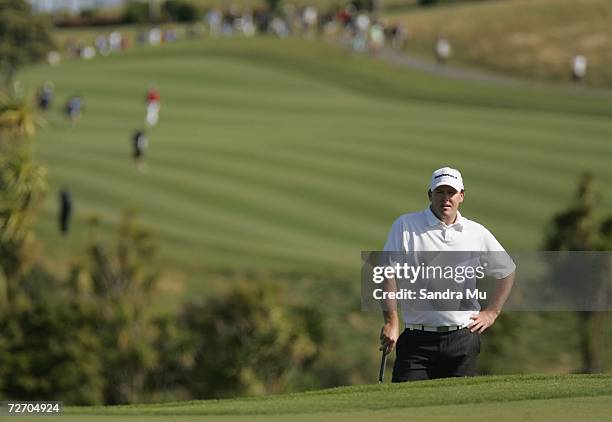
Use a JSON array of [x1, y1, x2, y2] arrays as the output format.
[[383, 207, 515, 327]]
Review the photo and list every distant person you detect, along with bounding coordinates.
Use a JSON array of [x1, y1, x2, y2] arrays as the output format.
[[109, 31, 123, 52], [222, 8, 237, 37], [132, 130, 149, 172], [572, 54, 587, 84], [59, 188, 73, 235], [206, 9, 223, 37], [149, 28, 163, 46], [435, 35, 451, 65], [302, 6, 319, 38], [389, 23, 409, 50], [353, 12, 370, 52], [37, 83, 54, 112], [269, 16, 290, 39], [163, 29, 178, 43], [80, 46, 96, 60], [137, 30, 148, 45], [145, 88, 161, 127], [64, 95, 83, 124], [253, 9, 272, 34], [95, 35, 110, 56], [241, 10, 256, 37], [121, 36, 131, 51], [47, 51, 61, 66], [336, 5, 354, 32], [369, 22, 385, 54]]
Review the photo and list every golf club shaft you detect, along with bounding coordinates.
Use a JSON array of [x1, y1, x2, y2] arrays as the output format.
[[378, 349, 388, 383]]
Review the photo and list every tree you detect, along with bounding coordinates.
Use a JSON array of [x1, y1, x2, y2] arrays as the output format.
[[0, 0, 55, 89], [0, 91, 162, 404], [0, 267, 105, 404], [0, 210, 162, 405], [544, 173, 611, 373], [0, 93, 38, 142], [181, 281, 323, 398], [68, 212, 160, 404], [0, 144, 46, 304], [0, 94, 46, 303], [0, 95, 104, 404]]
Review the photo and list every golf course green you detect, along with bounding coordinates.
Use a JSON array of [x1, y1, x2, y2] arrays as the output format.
[[4, 374, 611, 421]]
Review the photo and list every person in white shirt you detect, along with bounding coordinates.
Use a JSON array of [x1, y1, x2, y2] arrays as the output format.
[[571, 54, 587, 83], [379, 166, 515, 381]]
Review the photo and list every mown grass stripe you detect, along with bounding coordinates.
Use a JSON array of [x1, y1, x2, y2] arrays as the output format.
[[65, 374, 612, 416]]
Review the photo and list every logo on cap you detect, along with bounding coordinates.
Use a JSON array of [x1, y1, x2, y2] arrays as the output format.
[[430, 167, 464, 191]]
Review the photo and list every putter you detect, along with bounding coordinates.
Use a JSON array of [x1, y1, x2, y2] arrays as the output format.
[[378, 345, 389, 383]]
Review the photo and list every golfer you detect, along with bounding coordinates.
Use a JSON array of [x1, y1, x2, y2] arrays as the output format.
[[379, 167, 515, 381]]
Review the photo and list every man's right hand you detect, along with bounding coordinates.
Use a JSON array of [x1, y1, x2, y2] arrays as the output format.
[[380, 321, 399, 354]]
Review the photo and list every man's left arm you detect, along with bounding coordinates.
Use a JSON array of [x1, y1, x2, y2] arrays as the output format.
[[468, 271, 515, 333]]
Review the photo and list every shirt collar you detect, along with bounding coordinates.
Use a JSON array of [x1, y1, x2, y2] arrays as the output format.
[[425, 207, 464, 231]]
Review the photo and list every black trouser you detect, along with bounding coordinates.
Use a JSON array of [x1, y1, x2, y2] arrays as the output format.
[[392, 327, 480, 382]]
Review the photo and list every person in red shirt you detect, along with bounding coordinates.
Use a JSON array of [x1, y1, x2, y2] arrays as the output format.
[[145, 88, 161, 126]]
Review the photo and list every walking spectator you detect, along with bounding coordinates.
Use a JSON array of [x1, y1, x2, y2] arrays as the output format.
[[435, 35, 451, 65], [80, 46, 96, 60], [369, 22, 385, 54], [270, 16, 290, 39], [47, 51, 61, 66], [59, 188, 73, 235], [336, 5, 354, 31], [254, 9, 272, 34], [302, 6, 319, 38], [132, 130, 149, 172], [206, 9, 223, 37], [389, 23, 409, 50], [37, 83, 54, 112], [137, 30, 148, 45], [239, 10, 256, 37], [64, 95, 83, 124], [109, 31, 123, 52], [145, 88, 161, 127], [572, 54, 587, 84], [223, 7, 240, 37], [121, 36, 131, 51], [353, 12, 370, 52], [163, 29, 178, 43], [149, 28, 163, 46], [95, 35, 110, 56]]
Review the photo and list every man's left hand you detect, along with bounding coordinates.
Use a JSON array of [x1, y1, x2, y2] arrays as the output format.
[[468, 310, 500, 333]]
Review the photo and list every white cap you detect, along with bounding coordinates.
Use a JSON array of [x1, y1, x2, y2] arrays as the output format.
[[429, 167, 464, 192]]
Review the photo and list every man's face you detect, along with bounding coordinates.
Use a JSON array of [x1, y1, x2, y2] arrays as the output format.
[[428, 185, 464, 221]]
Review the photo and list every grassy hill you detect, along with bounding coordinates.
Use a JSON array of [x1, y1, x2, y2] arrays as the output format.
[[8, 34, 612, 403], [385, 0, 612, 87], [8, 374, 611, 421], [18, 37, 612, 304]]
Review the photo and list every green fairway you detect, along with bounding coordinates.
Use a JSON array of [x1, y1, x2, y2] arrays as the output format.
[[36, 397, 612, 421], [19, 37, 612, 299], [4, 374, 610, 421]]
